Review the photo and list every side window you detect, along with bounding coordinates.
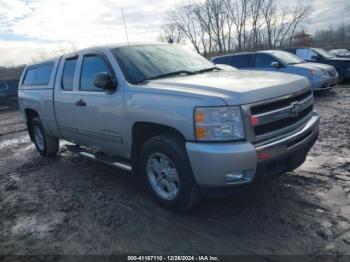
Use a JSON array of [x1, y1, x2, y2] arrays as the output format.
[[22, 63, 53, 86], [62, 58, 78, 91], [212, 56, 229, 65], [254, 54, 278, 68], [296, 48, 317, 60], [23, 68, 37, 85], [35, 64, 53, 85], [0, 81, 7, 90], [231, 55, 253, 68], [80, 55, 112, 92]]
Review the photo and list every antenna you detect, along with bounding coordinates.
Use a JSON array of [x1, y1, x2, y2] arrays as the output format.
[[121, 8, 130, 47]]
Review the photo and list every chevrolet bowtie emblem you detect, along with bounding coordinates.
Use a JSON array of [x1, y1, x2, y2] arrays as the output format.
[[290, 102, 302, 117]]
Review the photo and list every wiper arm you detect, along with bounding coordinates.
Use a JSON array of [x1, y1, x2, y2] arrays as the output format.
[[145, 70, 196, 81], [195, 67, 221, 73]]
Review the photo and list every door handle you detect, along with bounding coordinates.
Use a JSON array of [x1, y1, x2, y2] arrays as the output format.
[[75, 99, 87, 106]]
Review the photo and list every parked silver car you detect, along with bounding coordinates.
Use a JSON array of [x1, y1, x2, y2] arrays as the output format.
[[212, 50, 338, 91], [18, 43, 319, 211]]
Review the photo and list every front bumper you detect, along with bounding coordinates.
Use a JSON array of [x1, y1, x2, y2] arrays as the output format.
[[311, 76, 338, 91], [186, 112, 320, 188]]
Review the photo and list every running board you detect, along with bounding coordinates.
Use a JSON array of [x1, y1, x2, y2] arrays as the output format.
[[65, 145, 132, 172]]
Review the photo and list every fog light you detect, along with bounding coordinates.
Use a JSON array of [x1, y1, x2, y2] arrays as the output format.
[[225, 171, 245, 183]]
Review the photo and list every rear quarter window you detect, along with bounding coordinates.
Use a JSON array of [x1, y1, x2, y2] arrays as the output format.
[[22, 63, 54, 86], [23, 68, 36, 85], [35, 64, 53, 85]]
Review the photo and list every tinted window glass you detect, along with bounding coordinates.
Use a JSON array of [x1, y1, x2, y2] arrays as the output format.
[[23, 63, 53, 86], [230, 55, 253, 68], [254, 54, 278, 68], [80, 55, 112, 91], [62, 59, 77, 91], [296, 48, 317, 60], [35, 64, 53, 85], [212, 56, 229, 64], [23, 68, 36, 85], [0, 81, 7, 90]]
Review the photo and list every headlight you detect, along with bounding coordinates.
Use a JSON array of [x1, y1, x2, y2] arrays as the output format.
[[194, 106, 245, 141], [309, 69, 322, 77]]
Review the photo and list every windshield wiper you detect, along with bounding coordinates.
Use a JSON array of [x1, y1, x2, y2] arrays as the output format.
[[195, 67, 221, 73], [144, 70, 196, 81]]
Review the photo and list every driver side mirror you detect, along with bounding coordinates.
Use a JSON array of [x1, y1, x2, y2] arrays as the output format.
[[93, 72, 116, 91], [271, 61, 281, 69]]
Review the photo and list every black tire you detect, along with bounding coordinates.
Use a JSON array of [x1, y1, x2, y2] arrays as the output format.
[[140, 134, 200, 211], [31, 117, 59, 157]]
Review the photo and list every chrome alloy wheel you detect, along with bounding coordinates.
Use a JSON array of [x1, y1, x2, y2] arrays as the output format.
[[147, 152, 180, 200], [33, 125, 45, 151]]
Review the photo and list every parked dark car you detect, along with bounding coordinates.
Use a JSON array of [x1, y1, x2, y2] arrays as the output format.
[[211, 50, 338, 91], [283, 47, 350, 83], [0, 79, 19, 109]]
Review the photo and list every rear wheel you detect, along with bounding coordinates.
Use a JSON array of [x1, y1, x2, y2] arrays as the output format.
[[140, 134, 200, 211], [31, 117, 59, 156]]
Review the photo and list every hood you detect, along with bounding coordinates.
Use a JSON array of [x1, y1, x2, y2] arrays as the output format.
[[145, 70, 310, 105], [294, 62, 335, 71]]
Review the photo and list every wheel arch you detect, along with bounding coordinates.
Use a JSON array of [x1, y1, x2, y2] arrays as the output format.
[[24, 108, 40, 140], [131, 121, 187, 175]]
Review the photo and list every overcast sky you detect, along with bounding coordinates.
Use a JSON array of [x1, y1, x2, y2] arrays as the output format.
[[0, 0, 348, 66]]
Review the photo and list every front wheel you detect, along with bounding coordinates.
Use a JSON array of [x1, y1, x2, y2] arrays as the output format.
[[31, 117, 59, 156], [140, 134, 200, 211]]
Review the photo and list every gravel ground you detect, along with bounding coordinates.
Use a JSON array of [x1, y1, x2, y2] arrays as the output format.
[[0, 87, 349, 256]]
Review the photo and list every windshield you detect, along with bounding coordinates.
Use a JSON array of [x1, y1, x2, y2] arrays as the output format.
[[110, 44, 216, 84], [314, 48, 335, 59], [269, 51, 304, 64]]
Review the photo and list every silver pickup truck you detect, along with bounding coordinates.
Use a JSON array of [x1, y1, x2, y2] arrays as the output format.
[[19, 43, 320, 211]]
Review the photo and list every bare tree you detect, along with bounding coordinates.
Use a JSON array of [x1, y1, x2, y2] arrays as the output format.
[[204, 0, 227, 53], [164, 0, 311, 54], [193, 2, 214, 54], [286, 4, 311, 46], [227, 0, 250, 51], [314, 24, 350, 49], [248, 0, 264, 49], [168, 3, 202, 53], [158, 23, 184, 44]]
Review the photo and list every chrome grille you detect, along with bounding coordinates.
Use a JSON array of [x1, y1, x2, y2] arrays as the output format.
[[242, 88, 314, 143]]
